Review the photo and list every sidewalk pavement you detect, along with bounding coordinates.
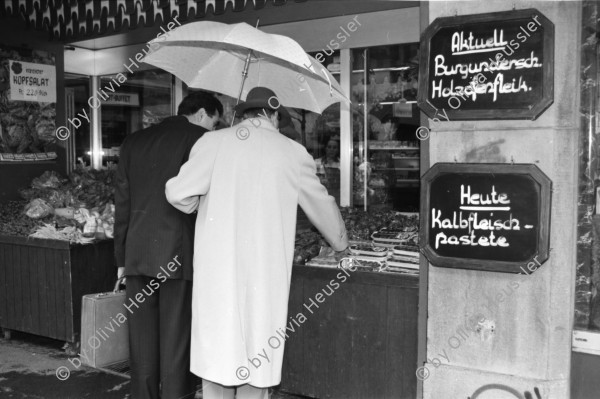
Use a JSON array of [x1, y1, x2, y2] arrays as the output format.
[[0, 331, 130, 398], [0, 331, 307, 399]]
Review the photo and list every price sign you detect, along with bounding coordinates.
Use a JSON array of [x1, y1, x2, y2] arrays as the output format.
[[417, 9, 554, 120], [420, 163, 551, 273], [9, 60, 56, 103]]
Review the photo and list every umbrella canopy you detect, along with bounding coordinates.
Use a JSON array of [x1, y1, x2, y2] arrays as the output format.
[[141, 21, 349, 114]]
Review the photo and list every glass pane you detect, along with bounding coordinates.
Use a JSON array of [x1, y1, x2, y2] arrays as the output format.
[[99, 69, 172, 165], [576, 0, 600, 333], [304, 51, 341, 205], [64, 73, 91, 164], [351, 44, 420, 211]]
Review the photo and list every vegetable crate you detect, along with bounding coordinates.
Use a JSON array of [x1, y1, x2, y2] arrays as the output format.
[[0, 235, 114, 342]]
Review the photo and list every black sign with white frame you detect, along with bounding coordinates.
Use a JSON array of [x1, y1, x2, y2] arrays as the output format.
[[420, 163, 551, 273], [417, 9, 554, 121]]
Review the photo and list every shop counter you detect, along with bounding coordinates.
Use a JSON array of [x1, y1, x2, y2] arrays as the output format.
[[280, 265, 419, 399], [0, 235, 114, 343]]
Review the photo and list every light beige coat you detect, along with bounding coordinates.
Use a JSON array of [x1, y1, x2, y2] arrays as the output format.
[[166, 117, 348, 387]]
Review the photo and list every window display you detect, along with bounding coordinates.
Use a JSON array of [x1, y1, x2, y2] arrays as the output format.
[[291, 50, 342, 204], [351, 43, 420, 211]]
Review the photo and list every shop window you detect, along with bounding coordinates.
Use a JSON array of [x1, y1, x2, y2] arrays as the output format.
[[575, 0, 600, 351], [351, 43, 420, 211], [185, 43, 421, 213], [296, 51, 342, 205], [97, 69, 172, 166], [64, 73, 91, 164]]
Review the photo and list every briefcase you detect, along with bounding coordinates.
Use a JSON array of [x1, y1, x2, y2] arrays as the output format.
[[80, 278, 129, 368]]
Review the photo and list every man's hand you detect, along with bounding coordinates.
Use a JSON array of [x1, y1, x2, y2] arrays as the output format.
[[117, 267, 126, 286]]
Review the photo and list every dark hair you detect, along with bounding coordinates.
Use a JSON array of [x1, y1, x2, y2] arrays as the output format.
[[177, 91, 223, 117], [243, 108, 275, 119], [324, 138, 340, 162]]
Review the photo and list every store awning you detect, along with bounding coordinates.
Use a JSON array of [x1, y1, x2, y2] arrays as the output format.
[[0, 0, 307, 41]]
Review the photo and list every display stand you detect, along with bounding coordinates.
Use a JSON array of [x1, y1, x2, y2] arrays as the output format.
[[280, 265, 419, 399], [0, 236, 114, 344]]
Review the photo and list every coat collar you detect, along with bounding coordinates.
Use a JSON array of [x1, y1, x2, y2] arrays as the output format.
[[238, 116, 278, 132]]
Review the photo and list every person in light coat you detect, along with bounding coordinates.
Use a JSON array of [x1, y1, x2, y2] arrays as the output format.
[[165, 87, 348, 399]]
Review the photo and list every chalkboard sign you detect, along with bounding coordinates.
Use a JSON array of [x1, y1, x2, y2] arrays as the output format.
[[417, 9, 554, 120], [420, 163, 551, 273]]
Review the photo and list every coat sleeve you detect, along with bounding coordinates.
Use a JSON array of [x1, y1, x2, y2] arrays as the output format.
[[114, 137, 131, 270], [165, 133, 218, 214], [297, 149, 348, 252]]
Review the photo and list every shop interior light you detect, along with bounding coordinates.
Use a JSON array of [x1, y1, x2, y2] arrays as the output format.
[[356, 101, 417, 105], [377, 101, 417, 105], [352, 66, 413, 73]]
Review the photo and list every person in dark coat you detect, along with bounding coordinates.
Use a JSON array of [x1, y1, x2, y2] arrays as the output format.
[[114, 91, 223, 399]]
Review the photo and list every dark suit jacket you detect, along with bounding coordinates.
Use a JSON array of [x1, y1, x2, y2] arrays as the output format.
[[114, 116, 207, 281]]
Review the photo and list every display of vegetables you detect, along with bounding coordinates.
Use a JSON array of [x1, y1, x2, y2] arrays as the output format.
[[29, 224, 94, 244], [4, 167, 418, 251], [19, 168, 115, 210], [24, 198, 53, 219], [68, 167, 115, 209], [0, 200, 52, 237], [0, 167, 116, 241]]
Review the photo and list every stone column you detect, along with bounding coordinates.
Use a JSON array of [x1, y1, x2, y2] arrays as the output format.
[[422, 1, 580, 398]]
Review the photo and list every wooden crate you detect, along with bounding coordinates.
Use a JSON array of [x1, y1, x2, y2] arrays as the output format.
[[0, 235, 114, 342]]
